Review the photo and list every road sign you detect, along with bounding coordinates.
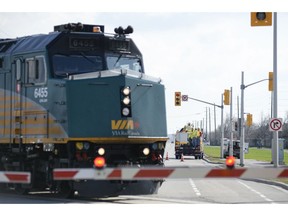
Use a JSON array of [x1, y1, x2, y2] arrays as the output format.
[[182, 95, 188, 101], [269, 118, 283, 131]]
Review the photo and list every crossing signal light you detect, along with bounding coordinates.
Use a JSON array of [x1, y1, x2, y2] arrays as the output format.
[[251, 12, 272, 26], [224, 89, 230, 105], [226, 156, 235, 169], [175, 92, 181, 106], [247, 113, 253, 126], [94, 156, 106, 169], [268, 72, 273, 91]]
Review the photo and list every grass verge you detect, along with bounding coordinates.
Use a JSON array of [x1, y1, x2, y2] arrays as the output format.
[[204, 145, 288, 184]]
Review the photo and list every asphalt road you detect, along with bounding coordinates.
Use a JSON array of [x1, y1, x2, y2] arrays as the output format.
[[0, 142, 288, 209]]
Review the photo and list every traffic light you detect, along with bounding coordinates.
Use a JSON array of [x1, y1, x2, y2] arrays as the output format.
[[224, 89, 230, 105], [247, 113, 253, 126], [251, 12, 272, 26], [234, 121, 238, 131], [268, 72, 273, 91], [175, 92, 181, 106]]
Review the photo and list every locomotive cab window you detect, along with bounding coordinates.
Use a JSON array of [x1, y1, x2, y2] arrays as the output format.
[[52, 54, 103, 77], [25, 56, 46, 85], [106, 55, 143, 73]]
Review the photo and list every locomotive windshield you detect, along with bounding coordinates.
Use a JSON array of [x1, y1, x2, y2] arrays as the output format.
[[106, 55, 142, 72], [52, 53, 143, 77], [53, 54, 103, 76]]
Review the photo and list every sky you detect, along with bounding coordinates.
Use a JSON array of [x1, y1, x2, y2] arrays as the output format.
[[1, 1, 288, 135]]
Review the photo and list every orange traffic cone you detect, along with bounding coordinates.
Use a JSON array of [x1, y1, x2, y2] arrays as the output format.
[[180, 154, 184, 162], [165, 152, 169, 160]]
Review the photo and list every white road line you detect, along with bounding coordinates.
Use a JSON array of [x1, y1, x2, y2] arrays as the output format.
[[237, 180, 274, 203], [189, 178, 201, 196], [119, 195, 206, 204]]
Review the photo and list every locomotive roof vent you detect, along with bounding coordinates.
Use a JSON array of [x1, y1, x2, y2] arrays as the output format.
[[54, 22, 105, 33]]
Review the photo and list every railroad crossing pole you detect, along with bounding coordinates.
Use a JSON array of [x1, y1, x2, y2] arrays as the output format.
[[272, 12, 279, 167]]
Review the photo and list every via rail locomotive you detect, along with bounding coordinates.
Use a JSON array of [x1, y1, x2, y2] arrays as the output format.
[[0, 23, 167, 197]]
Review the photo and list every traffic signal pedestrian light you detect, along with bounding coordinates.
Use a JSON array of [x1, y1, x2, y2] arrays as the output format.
[[251, 12, 272, 26], [175, 92, 181, 106], [268, 72, 273, 91], [247, 113, 253, 126], [224, 89, 230, 105]]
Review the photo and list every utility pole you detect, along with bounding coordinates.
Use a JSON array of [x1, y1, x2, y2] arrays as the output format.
[[220, 93, 224, 158], [206, 107, 208, 142], [272, 12, 279, 167], [240, 72, 245, 166], [209, 107, 211, 144], [229, 87, 233, 157], [250, 12, 278, 167], [240, 71, 270, 167]]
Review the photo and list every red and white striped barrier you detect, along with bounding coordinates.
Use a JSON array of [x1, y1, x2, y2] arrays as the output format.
[[0, 171, 31, 183], [53, 167, 288, 181]]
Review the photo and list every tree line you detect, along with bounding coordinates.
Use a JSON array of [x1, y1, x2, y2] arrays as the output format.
[[210, 113, 288, 149]]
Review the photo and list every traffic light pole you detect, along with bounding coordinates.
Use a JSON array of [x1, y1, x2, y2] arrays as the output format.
[[187, 96, 223, 149], [272, 12, 279, 167], [229, 87, 233, 157], [220, 94, 224, 158], [240, 71, 270, 167], [240, 72, 245, 167]]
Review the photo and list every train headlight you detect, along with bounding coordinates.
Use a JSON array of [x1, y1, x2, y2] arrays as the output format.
[[143, 147, 150, 155], [98, 147, 105, 155]]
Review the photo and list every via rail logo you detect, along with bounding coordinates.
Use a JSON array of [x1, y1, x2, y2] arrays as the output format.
[[269, 118, 283, 132]]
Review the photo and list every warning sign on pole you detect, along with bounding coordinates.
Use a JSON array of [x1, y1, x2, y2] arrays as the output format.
[[269, 118, 283, 131]]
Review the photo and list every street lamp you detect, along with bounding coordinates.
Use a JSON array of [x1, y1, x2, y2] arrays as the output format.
[[240, 71, 269, 166]]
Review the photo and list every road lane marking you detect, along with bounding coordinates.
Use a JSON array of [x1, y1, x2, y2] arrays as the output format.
[[237, 180, 274, 203], [189, 179, 201, 196]]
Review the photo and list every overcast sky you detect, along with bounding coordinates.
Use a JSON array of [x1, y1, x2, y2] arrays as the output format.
[[1, 2, 288, 134]]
